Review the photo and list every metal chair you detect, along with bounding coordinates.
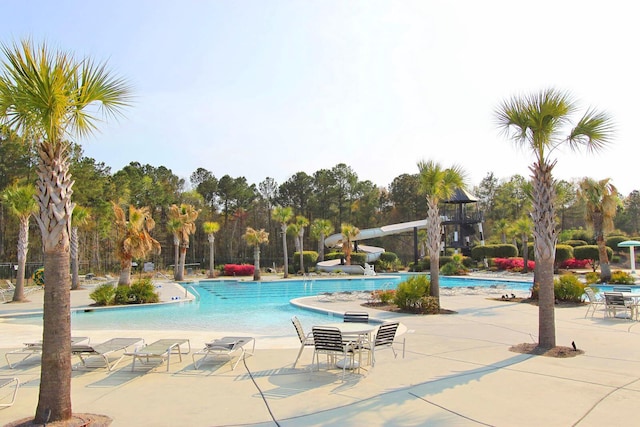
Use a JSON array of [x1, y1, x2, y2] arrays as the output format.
[[362, 322, 405, 366], [343, 311, 369, 323], [604, 292, 635, 320], [311, 326, 356, 380], [291, 316, 314, 368], [583, 287, 604, 318]]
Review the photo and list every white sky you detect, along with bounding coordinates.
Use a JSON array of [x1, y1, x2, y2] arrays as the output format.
[[3, 1, 639, 195]]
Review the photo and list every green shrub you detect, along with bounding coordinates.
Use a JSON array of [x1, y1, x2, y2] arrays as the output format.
[[379, 289, 396, 304], [129, 278, 160, 303], [293, 251, 319, 272], [112, 278, 159, 304], [609, 270, 635, 285], [114, 286, 130, 305], [89, 283, 116, 306], [440, 253, 469, 276], [562, 240, 588, 247], [530, 275, 586, 302], [379, 252, 398, 263], [606, 235, 628, 252], [553, 274, 586, 302], [585, 272, 600, 285], [554, 244, 574, 267], [394, 275, 430, 312], [32, 267, 44, 287]]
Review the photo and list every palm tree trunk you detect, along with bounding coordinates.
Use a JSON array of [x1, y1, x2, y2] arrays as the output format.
[[177, 245, 187, 281], [36, 250, 73, 422], [281, 224, 289, 278], [173, 238, 179, 280], [426, 198, 442, 302], [70, 226, 79, 290], [119, 261, 132, 286], [208, 237, 215, 278], [254, 246, 261, 280], [531, 160, 558, 349], [12, 216, 29, 302], [597, 237, 611, 282], [522, 236, 529, 274]]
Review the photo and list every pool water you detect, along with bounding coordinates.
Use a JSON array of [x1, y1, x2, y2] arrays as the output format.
[[6, 274, 535, 336]]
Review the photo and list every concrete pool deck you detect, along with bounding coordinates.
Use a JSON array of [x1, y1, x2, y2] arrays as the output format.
[[2, 276, 640, 426]]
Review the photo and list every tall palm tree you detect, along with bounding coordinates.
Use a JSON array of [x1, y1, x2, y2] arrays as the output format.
[[70, 205, 90, 290], [578, 177, 619, 282], [203, 221, 220, 278], [1, 183, 38, 302], [417, 160, 466, 304], [493, 218, 510, 244], [0, 39, 131, 423], [496, 88, 614, 349], [272, 206, 293, 278], [310, 218, 334, 262], [340, 223, 360, 265], [288, 215, 309, 273], [513, 216, 533, 273], [244, 227, 269, 280], [168, 204, 199, 281], [113, 203, 161, 286]]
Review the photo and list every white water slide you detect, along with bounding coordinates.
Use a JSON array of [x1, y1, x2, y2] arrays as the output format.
[[321, 219, 429, 264]]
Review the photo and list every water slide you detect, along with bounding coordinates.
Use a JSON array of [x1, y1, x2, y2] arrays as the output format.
[[317, 219, 429, 272]]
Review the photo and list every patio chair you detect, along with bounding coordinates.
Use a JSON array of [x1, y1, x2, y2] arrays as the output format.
[[317, 292, 336, 302], [192, 336, 255, 370], [343, 311, 369, 323], [360, 321, 405, 366], [291, 316, 314, 368], [72, 337, 144, 371], [311, 326, 357, 380], [603, 292, 635, 320], [612, 286, 632, 293], [0, 377, 19, 407], [5, 337, 90, 369], [125, 338, 191, 372], [583, 287, 604, 318]]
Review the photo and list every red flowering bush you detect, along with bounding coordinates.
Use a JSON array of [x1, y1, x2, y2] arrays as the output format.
[[560, 258, 592, 269], [493, 257, 535, 272], [223, 264, 255, 276]]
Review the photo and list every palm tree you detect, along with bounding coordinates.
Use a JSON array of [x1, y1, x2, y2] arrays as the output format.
[[340, 223, 360, 265], [113, 203, 161, 286], [578, 177, 619, 282], [168, 204, 199, 281], [288, 215, 309, 273], [310, 218, 334, 262], [0, 39, 131, 423], [417, 160, 466, 304], [496, 88, 614, 349], [203, 221, 220, 278], [70, 206, 90, 290], [493, 218, 510, 244], [244, 227, 269, 280], [272, 206, 293, 277], [513, 216, 533, 273], [1, 183, 38, 302]]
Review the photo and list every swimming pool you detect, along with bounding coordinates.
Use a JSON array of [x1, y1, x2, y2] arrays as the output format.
[[5, 274, 536, 336]]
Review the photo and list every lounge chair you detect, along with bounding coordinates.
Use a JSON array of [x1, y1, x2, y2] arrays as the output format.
[[125, 339, 191, 372], [0, 377, 19, 407], [192, 336, 255, 370], [317, 292, 335, 302], [343, 311, 369, 323], [311, 326, 357, 380], [360, 321, 405, 366], [583, 287, 604, 318], [72, 338, 144, 371], [5, 337, 90, 369], [291, 316, 314, 368]]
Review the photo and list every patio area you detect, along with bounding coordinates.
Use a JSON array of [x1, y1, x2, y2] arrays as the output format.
[[2, 281, 640, 426]]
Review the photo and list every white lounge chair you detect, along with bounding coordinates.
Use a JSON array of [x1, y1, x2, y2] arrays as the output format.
[[72, 337, 144, 371], [125, 339, 191, 372], [0, 377, 19, 407], [192, 336, 255, 370], [5, 337, 90, 369]]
